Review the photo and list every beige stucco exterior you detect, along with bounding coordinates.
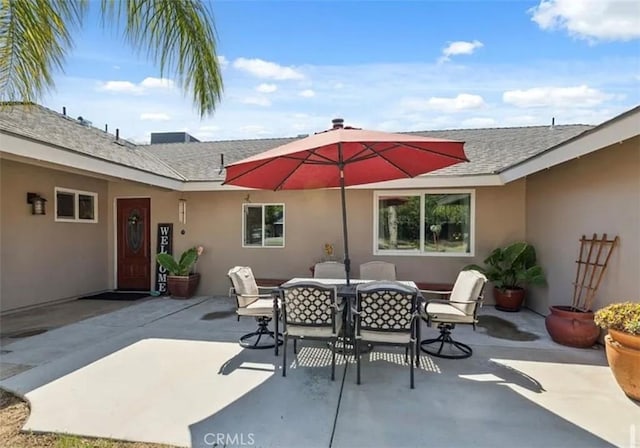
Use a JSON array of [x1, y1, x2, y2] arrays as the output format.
[[0, 159, 109, 310], [103, 181, 526, 299], [1, 123, 637, 315], [525, 136, 640, 314]]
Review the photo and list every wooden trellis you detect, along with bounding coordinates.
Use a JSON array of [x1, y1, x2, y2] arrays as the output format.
[[571, 233, 619, 312]]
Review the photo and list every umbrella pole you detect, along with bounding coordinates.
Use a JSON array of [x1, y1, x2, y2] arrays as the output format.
[[338, 146, 351, 285]]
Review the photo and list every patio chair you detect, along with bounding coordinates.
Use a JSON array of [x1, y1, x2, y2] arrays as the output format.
[[419, 270, 487, 359], [313, 261, 346, 279], [280, 281, 344, 380], [227, 266, 282, 350], [354, 281, 420, 388], [359, 261, 397, 281]]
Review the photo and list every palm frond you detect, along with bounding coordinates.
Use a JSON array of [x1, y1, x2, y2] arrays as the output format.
[[102, 0, 223, 117], [0, 0, 86, 103]]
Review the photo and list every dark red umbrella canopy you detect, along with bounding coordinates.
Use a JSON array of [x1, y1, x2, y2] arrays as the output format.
[[224, 123, 467, 190], [224, 120, 468, 284]]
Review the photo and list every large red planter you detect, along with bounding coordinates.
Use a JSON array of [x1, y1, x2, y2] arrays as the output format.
[[545, 305, 600, 348], [167, 273, 200, 299], [605, 329, 640, 401]]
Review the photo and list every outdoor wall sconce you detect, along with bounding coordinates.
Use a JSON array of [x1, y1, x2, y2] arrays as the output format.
[[27, 193, 47, 215], [178, 199, 187, 224]]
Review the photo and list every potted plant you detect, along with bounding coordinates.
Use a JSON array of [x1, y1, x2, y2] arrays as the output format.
[[466, 241, 546, 312], [594, 302, 640, 401], [156, 246, 203, 299]]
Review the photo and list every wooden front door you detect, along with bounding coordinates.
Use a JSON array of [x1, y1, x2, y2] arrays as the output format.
[[117, 198, 151, 290]]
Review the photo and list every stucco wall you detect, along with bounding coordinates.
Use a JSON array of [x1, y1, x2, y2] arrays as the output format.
[[0, 159, 109, 311], [156, 181, 526, 299], [525, 137, 640, 314]]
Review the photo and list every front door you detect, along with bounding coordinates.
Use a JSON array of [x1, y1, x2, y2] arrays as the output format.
[[117, 198, 151, 290]]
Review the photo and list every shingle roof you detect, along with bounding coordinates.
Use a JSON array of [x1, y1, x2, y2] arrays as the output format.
[[0, 104, 184, 180], [1, 103, 594, 183], [144, 137, 300, 181], [143, 124, 593, 180], [405, 125, 593, 176]]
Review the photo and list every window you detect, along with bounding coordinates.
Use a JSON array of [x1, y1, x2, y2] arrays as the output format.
[[55, 188, 98, 223], [374, 190, 474, 256], [242, 203, 285, 248]]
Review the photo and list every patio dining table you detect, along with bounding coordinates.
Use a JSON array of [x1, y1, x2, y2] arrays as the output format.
[[275, 278, 420, 355]]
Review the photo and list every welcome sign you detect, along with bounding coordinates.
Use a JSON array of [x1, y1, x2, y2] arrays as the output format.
[[156, 223, 173, 295]]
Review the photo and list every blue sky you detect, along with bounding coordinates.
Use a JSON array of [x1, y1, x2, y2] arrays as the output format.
[[42, 0, 640, 142]]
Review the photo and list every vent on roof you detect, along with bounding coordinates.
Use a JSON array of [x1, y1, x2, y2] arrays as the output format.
[[77, 116, 92, 127]]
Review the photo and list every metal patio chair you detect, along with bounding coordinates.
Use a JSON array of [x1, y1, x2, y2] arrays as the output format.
[[227, 266, 282, 350], [354, 281, 420, 388], [419, 269, 487, 359], [280, 281, 344, 380]]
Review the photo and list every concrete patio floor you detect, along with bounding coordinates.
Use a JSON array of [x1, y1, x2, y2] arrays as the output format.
[[0, 297, 638, 448]]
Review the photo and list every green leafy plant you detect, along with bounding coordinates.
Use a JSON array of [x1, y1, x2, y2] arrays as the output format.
[[465, 241, 546, 290], [156, 247, 199, 276], [594, 302, 640, 335]]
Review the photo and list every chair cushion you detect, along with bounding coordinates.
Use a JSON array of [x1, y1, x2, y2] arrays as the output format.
[[357, 330, 412, 344], [236, 298, 278, 317], [228, 266, 259, 295], [423, 302, 476, 324], [449, 270, 487, 314], [359, 261, 397, 281], [313, 262, 346, 279], [286, 309, 344, 337]]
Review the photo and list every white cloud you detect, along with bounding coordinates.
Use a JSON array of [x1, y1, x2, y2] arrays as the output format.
[[256, 83, 278, 93], [239, 125, 271, 135], [299, 89, 316, 98], [218, 55, 229, 68], [241, 96, 272, 107], [402, 93, 486, 113], [529, 0, 640, 42], [461, 117, 497, 128], [140, 112, 171, 121], [502, 85, 611, 108], [439, 40, 484, 63], [140, 77, 174, 89], [199, 124, 220, 132], [98, 77, 174, 94], [99, 81, 140, 94], [233, 58, 304, 80]]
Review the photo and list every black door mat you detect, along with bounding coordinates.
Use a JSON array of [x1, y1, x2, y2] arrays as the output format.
[[78, 292, 151, 301]]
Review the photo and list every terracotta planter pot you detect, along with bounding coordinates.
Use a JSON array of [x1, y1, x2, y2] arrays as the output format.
[[493, 287, 525, 312], [167, 273, 200, 299], [605, 330, 640, 401], [544, 305, 600, 348]]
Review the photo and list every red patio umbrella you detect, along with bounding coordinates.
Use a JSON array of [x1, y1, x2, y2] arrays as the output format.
[[224, 119, 468, 284]]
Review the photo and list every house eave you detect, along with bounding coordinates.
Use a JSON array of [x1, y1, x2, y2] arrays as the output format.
[[499, 107, 640, 183], [0, 131, 184, 190]]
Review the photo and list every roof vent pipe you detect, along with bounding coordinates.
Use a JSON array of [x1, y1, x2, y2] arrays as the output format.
[[105, 124, 108, 133], [115, 128, 119, 141], [62, 106, 66, 116], [332, 118, 344, 129], [219, 153, 224, 174], [551, 117, 555, 129]]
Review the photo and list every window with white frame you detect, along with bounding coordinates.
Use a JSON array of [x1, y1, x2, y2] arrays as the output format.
[[54, 187, 98, 223], [374, 190, 474, 256], [242, 203, 285, 247]]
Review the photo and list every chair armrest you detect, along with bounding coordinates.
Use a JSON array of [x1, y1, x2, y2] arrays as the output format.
[[424, 297, 481, 306], [257, 285, 277, 292], [419, 289, 452, 295]]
